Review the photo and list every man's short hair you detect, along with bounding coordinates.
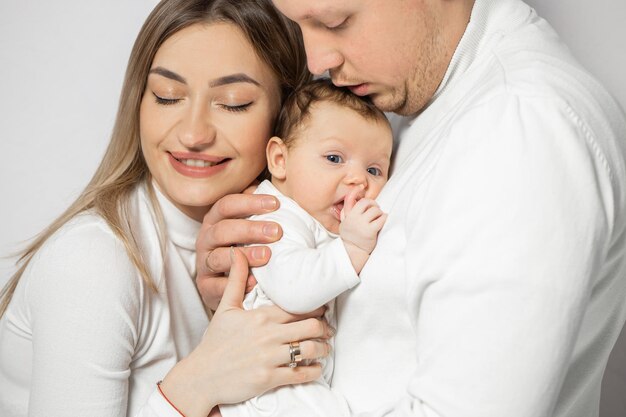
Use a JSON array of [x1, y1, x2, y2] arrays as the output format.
[[275, 78, 389, 146]]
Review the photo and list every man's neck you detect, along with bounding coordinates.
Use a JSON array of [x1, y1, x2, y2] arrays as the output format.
[[413, 0, 476, 116]]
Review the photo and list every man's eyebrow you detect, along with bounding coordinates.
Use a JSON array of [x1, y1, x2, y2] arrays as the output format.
[[209, 73, 261, 88], [149, 67, 186, 84]]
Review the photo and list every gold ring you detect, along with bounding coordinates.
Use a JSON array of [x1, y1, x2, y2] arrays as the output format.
[[288, 341, 302, 368], [204, 250, 218, 274]]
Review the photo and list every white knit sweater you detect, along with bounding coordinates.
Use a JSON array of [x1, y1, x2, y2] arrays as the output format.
[[327, 0, 626, 416], [0, 182, 205, 417]]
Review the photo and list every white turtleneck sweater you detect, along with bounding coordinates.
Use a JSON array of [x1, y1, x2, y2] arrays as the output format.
[[0, 182, 205, 417], [325, 0, 626, 416]]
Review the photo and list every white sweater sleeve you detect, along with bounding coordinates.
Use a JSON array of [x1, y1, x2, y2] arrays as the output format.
[[293, 94, 616, 417], [23, 220, 179, 417], [251, 207, 360, 314]]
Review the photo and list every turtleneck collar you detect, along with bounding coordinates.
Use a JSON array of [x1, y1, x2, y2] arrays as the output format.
[[151, 181, 201, 252], [430, 0, 530, 104], [429, 0, 491, 104]]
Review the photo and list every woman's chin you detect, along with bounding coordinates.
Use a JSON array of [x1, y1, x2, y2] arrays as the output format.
[[163, 188, 218, 221]]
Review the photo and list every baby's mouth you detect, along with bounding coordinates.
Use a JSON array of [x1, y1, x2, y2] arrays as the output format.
[[331, 200, 345, 221]]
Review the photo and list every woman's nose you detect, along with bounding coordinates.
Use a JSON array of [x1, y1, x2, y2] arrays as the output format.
[[178, 104, 216, 149]]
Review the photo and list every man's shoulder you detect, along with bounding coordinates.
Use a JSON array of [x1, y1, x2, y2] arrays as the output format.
[[474, 13, 624, 130]]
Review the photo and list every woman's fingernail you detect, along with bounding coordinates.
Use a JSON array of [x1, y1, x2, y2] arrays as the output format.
[[262, 197, 278, 210], [229, 246, 235, 262], [252, 246, 267, 260], [263, 223, 279, 237]]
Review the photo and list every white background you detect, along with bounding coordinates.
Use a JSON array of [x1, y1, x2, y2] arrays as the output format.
[[1, 0, 625, 414]]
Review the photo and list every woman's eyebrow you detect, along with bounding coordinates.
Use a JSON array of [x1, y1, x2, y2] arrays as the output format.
[[149, 66, 186, 83], [148, 68, 260, 88], [209, 73, 260, 88]]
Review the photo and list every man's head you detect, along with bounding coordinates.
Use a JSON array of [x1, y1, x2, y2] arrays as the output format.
[[267, 79, 392, 233], [272, 0, 474, 116]]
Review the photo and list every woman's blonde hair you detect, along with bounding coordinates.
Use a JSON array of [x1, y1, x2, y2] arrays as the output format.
[[0, 0, 310, 317]]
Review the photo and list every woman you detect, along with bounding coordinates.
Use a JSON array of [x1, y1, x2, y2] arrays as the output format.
[[0, 0, 331, 416]]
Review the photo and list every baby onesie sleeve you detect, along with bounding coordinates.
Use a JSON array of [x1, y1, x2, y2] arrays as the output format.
[[249, 201, 360, 314]]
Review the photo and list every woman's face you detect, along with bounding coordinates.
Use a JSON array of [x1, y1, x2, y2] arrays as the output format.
[[140, 22, 281, 221]]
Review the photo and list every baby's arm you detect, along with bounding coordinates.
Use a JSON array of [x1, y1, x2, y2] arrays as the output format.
[[251, 209, 360, 314], [339, 190, 387, 273]]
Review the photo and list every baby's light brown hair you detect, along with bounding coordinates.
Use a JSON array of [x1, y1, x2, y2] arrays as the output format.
[[274, 78, 390, 147]]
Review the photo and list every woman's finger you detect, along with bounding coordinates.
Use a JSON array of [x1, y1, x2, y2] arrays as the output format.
[[270, 363, 324, 388], [202, 193, 279, 225], [201, 245, 272, 276], [245, 274, 258, 293], [270, 340, 330, 367], [196, 276, 229, 311], [197, 219, 282, 257], [196, 271, 256, 311], [216, 248, 249, 312], [277, 317, 333, 343]]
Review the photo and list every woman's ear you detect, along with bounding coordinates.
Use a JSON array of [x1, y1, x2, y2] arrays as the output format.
[[266, 136, 288, 180]]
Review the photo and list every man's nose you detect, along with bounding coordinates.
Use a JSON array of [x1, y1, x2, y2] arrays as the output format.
[[302, 29, 344, 75]]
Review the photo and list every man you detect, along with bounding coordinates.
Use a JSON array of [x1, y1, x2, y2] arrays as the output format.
[[197, 0, 626, 415]]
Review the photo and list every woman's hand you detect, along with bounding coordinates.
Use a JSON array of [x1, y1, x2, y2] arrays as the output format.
[[162, 249, 332, 417], [196, 193, 283, 310]]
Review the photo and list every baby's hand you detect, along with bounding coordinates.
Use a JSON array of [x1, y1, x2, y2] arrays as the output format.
[[340, 187, 361, 222], [339, 194, 387, 255]]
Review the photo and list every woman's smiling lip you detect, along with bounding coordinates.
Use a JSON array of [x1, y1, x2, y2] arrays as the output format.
[[168, 151, 231, 178]]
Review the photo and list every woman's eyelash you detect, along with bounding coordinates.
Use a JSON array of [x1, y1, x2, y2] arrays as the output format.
[[222, 102, 253, 113], [151, 92, 253, 112], [153, 92, 180, 106]]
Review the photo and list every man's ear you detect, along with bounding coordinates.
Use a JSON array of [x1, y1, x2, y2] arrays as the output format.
[[266, 136, 288, 180]]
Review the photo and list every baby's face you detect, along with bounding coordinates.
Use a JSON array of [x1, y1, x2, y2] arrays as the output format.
[[281, 101, 392, 233]]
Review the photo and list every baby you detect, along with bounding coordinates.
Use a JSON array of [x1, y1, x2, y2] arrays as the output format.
[[220, 79, 393, 417]]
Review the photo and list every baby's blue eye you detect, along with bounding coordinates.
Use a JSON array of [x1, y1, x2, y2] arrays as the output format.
[[367, 167, 382, 176], [326, 155, 343, 164]]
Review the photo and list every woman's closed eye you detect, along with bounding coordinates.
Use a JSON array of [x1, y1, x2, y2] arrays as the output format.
[[219, 102, 253, 113], [153, 92, 182, 106]]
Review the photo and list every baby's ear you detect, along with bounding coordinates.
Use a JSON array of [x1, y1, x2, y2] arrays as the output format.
[[266, 136, 288, 180]]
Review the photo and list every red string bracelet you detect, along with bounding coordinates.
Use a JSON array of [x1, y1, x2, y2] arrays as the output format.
[[156, 380, 187, 417]]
